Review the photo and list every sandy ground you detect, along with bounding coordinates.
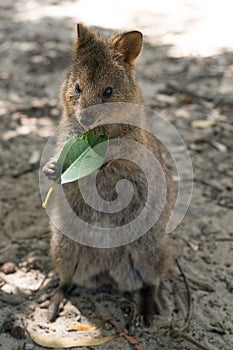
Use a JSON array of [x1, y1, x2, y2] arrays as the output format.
[[0, 1, 233, 349]]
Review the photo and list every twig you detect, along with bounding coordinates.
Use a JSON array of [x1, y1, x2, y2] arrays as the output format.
[[171, 259, 212, 350], [101, 307, 143, 350], [0, 291, 26, 305], [194, 178, 222, 191], [217, 121, 233, 131], [216, 237, 233, 242], [21, 318, 31, 338], [172, 329, 211, 350], [216, 202, 233, 210], [12, 164, 38, 178], [175, 258, 192, 331]]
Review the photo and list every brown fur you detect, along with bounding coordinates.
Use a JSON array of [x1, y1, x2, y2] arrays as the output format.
[[43, 24, 176, 325]]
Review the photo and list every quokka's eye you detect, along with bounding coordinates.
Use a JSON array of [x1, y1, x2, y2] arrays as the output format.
[[103, 86, 113, 98], [75, 83, 81, 94]]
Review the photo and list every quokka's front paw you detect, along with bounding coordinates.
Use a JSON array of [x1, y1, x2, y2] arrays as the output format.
[[43, 160, 60, 181]]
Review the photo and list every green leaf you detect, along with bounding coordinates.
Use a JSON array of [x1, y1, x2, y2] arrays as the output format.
[[42, 130, 108, 208], [58, 130, 108, 184]]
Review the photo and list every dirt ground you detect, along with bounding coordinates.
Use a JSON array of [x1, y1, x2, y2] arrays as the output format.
[[0, 1, 233, 350]]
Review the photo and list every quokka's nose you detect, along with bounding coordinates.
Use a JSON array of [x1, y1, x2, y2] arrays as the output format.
[[80, 111, 95, 127]]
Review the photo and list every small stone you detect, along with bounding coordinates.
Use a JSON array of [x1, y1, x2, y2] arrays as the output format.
[[28, 150, 40, 165], [24, 344, 34, 350], [46, 50, 57, 58], [1, 262, 17, 274], [39, 299, 50, 308], [10, 325, 25, 339], [31, 55, 45, 63], [0, 313, 14, 333], [103, 321, 113, 331]]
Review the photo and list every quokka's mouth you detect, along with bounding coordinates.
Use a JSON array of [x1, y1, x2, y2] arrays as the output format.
[[80, 123, 93, 132]]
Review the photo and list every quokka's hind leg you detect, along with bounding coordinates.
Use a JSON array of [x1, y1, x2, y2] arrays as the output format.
[[125, 283, 158, 332], [133, 237, 171, 327], [48, 228, 79, 322], [140, 284, 156, 327]]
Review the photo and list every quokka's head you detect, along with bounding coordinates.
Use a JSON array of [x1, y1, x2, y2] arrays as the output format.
[[61, 24, 143, 123]]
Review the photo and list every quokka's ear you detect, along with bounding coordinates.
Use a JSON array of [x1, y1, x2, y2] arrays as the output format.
[[73, 23, 97, 51], [112, 31, 143, 66]]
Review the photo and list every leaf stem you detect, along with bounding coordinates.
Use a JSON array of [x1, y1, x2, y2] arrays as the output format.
[[42, 181, 59, 208]]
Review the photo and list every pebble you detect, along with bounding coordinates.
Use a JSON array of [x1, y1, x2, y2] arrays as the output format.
[[31, 55, 45, 63], [46, 49, 57, 58], [10, 325, 25, 339], [28, 150, 40, 165], [0, 313, 14, 332], [39, 299, 50, 308], [1, 262, 17, 274], [24, 344, 34, 350]]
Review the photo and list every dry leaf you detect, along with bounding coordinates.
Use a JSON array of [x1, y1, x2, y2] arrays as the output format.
[[188, 241, 199, 252], [192, 120, 216, 128], [209, 141, 227, 153], [27, 330, 118, 348], [68, 320, 105, 331], [217, 121, 233, 131]]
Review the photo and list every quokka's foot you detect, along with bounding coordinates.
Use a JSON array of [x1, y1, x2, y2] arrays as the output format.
[[140, 284, 156, 327], [47, 283, 75, 322]]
